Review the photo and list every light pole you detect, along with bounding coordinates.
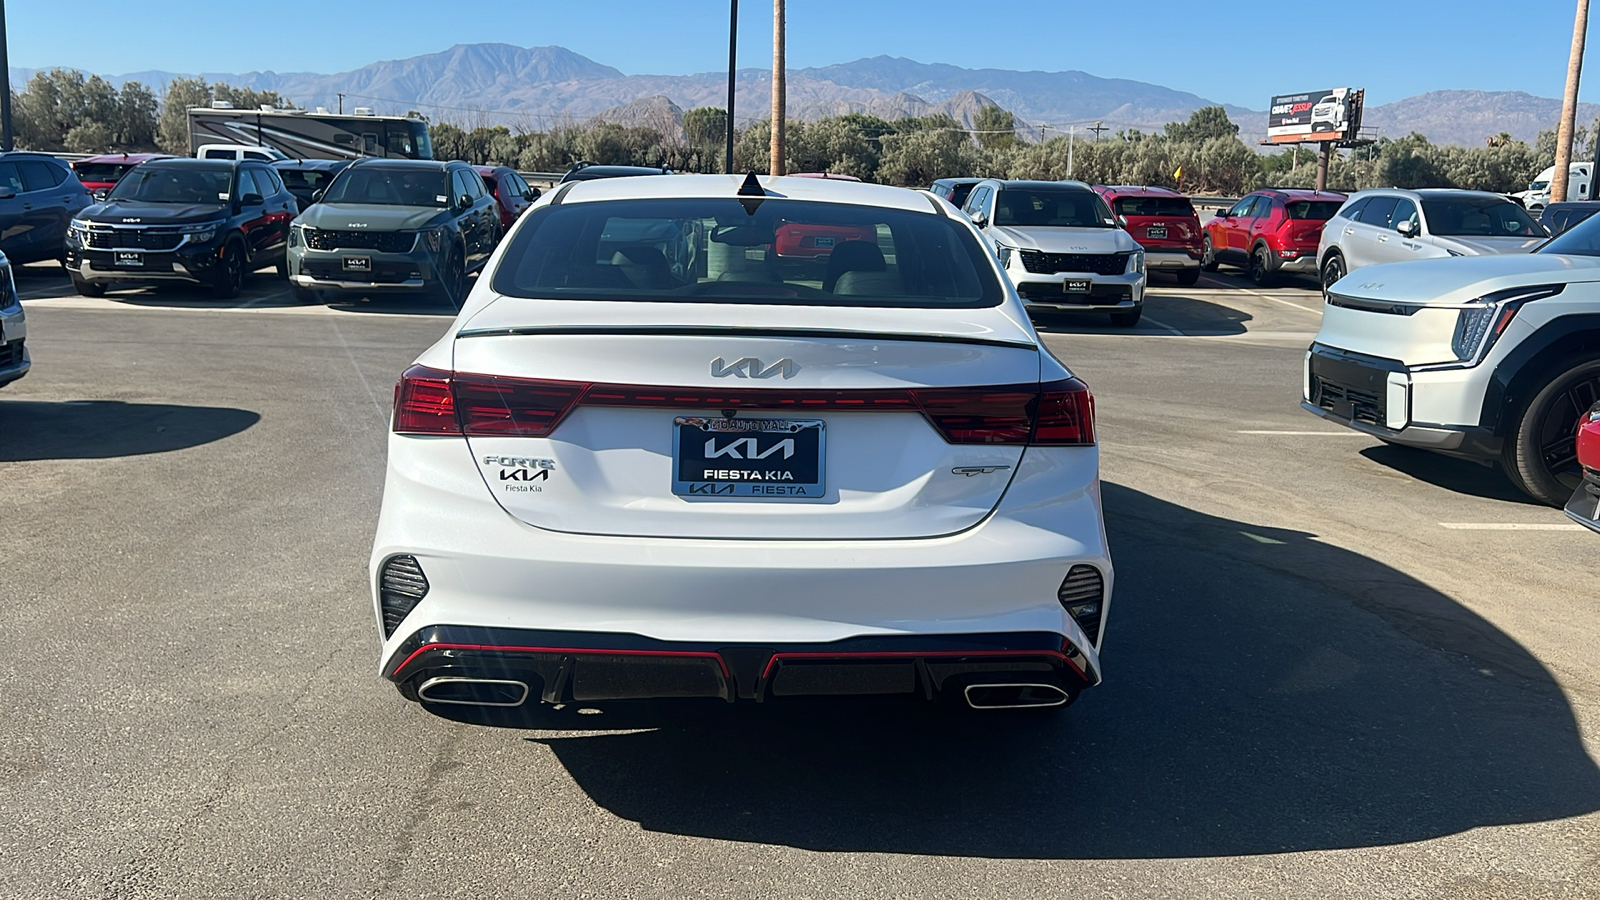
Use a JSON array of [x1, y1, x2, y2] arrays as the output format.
[[726, 0, 737, 173], [0, 0, 13, 152]]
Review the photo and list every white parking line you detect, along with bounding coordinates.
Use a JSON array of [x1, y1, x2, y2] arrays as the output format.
[[1438, 522, 1586, 531], [1140, 315, 1183, 336], [1237, 430, 1370, 436]]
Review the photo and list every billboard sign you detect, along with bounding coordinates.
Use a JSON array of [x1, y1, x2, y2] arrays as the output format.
[[1267, 88, 1360, 144]]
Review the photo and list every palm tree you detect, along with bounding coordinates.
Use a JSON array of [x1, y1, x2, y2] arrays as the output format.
[[770, 0, 786, 175], [1554, 0, 1591, 203]]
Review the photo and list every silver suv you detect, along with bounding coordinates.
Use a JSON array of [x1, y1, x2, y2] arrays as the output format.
[[1317, 188, 1547, 290]]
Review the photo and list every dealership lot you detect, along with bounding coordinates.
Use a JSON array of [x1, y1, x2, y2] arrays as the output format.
[[2, 261, 1597, 898]]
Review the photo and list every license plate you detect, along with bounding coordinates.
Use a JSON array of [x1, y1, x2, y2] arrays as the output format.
[[342, 256, 372, 272], [813, 236, 835, 248], [672, 417, 825, 499], [1064, 279, 1092, 293], [114, 251, 142, 267], [1147, 226, 1167, 239]]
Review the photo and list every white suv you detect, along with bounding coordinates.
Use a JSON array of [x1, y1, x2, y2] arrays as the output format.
[[1305, 214, 1600, 505], [371, 174, 1111, 715], [1318, 189, 1547, 290], [961, 180, 1147, 327]]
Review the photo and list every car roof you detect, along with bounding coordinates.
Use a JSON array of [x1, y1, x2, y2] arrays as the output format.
[[983, 179, 1096, 191], [562, 165, 671, 182], [349, 158, 453, 171], [1094, 185, 1188, 198], [1251, 188, 1348, 201], [76, 152, 172, 164], [271, 158, 347, 169], [932, 177, 983, 186], [143, 158, 238, 169], [556, 173, 939, 213], [1351, 188, 1504, 200]]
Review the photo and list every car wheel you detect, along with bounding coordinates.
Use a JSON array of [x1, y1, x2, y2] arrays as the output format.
[[1501, 357, 1600, 506], [276, 254, 290, 279], [1109, 307, 1143, 328], [434, 246, 466, 308], [70, 274, 105, 298], [1249, 245, 1276, 287], [211, 241, 245, 299], [1320, 253, 1345, 298], [1200, 235, 1218, 271], [1175, 267, 1200, 286]]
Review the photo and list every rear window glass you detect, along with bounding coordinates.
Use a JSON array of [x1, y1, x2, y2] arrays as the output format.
[[278, 168, 339, 192], [1111, 196, 1195, 217], [491, 197, 1001, 309], [946, 183, 977, 207], [74, 162, 134, 184], [1421, 197, 1544, 237], [994, 188, 1114, 227], [1286, 201, 1341, 220]]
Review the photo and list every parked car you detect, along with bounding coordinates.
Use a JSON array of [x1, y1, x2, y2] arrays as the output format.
[[961, 179, 1147, 326], [70, 153, 174, 198], [0, 251, 28, 390], [558, 161, 672, 183], [1203, 188, 1346, 286], [472, 165, 539, 233], [1523, 163, 1592, 212], [1094, 185, 1202, 285], [1318, 189, 1546, 290], [0, 151, 93, 266], [1563, 401, 1600, 532], [287, 158, 500, 305], [1304, 210, 1600, 506], [66, 158, 298, 299], [1540, 201, 1600, 236], [270, 159, 350, 212], [929, 177, 983, 209], [195, 143, 289, 162], [372, 173, 1109, 715], [790, 172, 861, 181]]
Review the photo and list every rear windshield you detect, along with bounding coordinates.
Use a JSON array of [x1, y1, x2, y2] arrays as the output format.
[[278, 168, 340, 192], [1285, 201, 1341, 220], [491, 197, 1001, 308], [994, 188, 1114, 227], [107, 166, 232, 203], [72, 162, 134, 183], [321, 167, 448, 206], [1421, 196, 1544, 237], [1111, 196, 1194, 217], [945, 183, 976, 207]]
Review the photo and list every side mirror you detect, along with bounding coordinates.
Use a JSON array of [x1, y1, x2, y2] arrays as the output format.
[[970, 213, 988, 228], [241, 193, 264, 206], [1396, 219, 1419, 238], [1116, 215, 1129, 228], [1215, 210, 1231, 219], [458, 193, 473, 210], [0, 188, 15, 200], [311, 189, 324, 204], [524, 188, 539, 202], [92, 189, 109, 202]]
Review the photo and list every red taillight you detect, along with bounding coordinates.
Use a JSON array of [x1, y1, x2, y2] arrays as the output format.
[[452, 373, 587, 436], [1033, 378, 1095, 445], [394, 365, 457, 433], [391, 369, 1095, 446]]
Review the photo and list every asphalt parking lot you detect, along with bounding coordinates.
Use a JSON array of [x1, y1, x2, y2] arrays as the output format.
[[3, 261, 1597, 899]]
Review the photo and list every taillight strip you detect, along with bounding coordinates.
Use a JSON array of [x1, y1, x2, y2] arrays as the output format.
[[393, 367, 1094, 446]]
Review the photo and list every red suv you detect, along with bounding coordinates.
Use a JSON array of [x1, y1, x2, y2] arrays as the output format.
[[473, 166, 540, 234], [70, 153, 173, 196], [1093, 185, 1202, 285], [1202, 188, 1346, 286]]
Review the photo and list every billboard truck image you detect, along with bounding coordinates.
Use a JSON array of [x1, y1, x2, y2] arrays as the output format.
[[1267, 88, 1362, 144]]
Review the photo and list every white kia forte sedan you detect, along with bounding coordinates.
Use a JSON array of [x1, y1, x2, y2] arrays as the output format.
[[370, 173, 1111, 714]]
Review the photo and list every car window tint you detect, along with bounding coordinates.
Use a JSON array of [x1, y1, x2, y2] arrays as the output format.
[[994, 188, 1113, 227], [1249, 197, 1276, 219], [450, 171, 470, 204], [1390, 199, 1418, 231], [1286, 200, 1343, 220], [1225, 197, 1255, 218], [323, 167, 449, 206], [1112, 196, 1195, 217], [18, 160, 63, 191], [256, 167, 284, 195], [1359, 197, 1400, 228], [203, 149, 233, 160], [236, 169, 260, 199], [1338, 197, 1371, 221], [1421, 197, 1543, 237], [492, 197, 1001, 309], [0, 162, 22, 194]]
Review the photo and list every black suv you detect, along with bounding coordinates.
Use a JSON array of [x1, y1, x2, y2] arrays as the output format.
[[559, 161, 672, 183], [0, 152, 93, 266], [66, 158, 297, 298]]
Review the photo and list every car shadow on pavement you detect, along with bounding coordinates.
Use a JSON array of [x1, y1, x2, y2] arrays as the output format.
[[447, 481, 1600, 859], [1032, 295, 1251, 337], [0, 400, 259, 461], [1358, 444, 1544, 506]]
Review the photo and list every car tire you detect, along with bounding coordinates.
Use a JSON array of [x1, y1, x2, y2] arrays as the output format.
[[434, 246, 466, 308], [1109, 307, 1143, 328], [1320, 253, 1346, 298], [1249, 245, 1276, 287], [1175, 267, 1200, 286], [1200, 235, 1218, 272], [211, 240, 246, 300], [70, 274, 105, 298], [276, 254, 290, 280], [1500, 357, 1600, 506]]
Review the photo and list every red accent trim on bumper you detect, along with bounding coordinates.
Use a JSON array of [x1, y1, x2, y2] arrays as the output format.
[[760, 648, 1085, 681], [390, 642, 732, 679]]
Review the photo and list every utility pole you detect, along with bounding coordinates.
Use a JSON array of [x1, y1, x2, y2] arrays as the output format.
[[769, 0, 785, 175], [1554, 0, 1591, 203], [1089, 121, 1107, 142], [0, 0, 13, 152], [337, 93, 344, 115], [1067, 126, 1075, 179], [725, 0, 738, 173]]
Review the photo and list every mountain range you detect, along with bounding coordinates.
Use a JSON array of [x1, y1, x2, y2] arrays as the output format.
[[8, 44, 1592, 148]]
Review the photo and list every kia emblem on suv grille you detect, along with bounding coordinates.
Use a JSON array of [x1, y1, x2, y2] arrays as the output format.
[[711, 357, 798, 379]]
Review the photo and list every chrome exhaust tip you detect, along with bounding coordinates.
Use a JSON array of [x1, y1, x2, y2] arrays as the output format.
[[416, 676, 530, 707], [963, 682, 1071, 709]]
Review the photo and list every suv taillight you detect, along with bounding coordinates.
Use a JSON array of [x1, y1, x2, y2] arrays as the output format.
[[393, 368, 1095, 447]]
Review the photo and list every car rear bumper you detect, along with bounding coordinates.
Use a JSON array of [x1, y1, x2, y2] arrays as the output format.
[[384, 624, 1095, 705], [371, 435, 1111, 697], [1274, 253, 1318, 274], [1145, 250, 1201, 270], [1014, 272, 1145, 312]]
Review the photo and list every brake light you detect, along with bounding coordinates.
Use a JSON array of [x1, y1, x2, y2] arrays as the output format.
[[391, 370, 1095, 446], [393, 365, 456, 433]]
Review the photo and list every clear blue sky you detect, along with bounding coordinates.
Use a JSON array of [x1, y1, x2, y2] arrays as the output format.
[[7, 0, 1597, 108]]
